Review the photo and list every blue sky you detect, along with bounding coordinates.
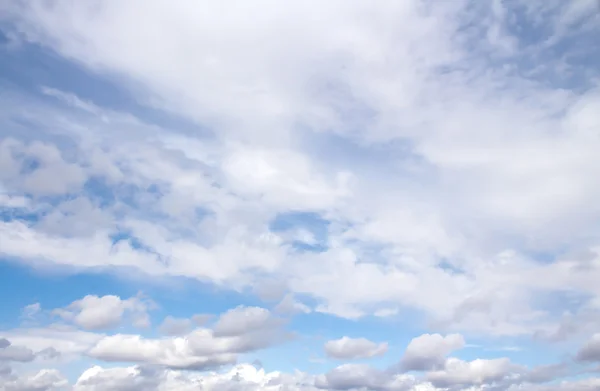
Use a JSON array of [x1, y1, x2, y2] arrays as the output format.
[[1, 1, 600, 390]]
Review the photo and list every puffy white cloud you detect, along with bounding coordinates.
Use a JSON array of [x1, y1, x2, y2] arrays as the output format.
[[72, 363, 319, 391], [314, 363, 416, 391], [400, 333, 465, 371], [87, 306, 289, 370], [53, 294, 154, 331], [87, 333, 237, 370], [426, 357, 520, 388], [324, 336, 388, 360], [212, 306, 282, 337]]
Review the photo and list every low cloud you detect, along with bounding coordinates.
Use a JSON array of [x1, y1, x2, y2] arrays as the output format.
[[324, 336, 388, 360]]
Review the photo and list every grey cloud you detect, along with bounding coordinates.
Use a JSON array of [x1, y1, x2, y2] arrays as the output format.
[[37, 347, 61, 360], [399, 333, 465, 371], [576, 334, 600, 362], [213, 306, 283, 337], [426, 357, 525, 390], [0, 339, 35, 363], [315, 364, 413, 391], [274, 294, 311, 315], [191, 314, 213, 326], [0, 368, 68, 391], [324, 336, 387, 360], [158, 316, 192, 336], [0, 338, 61, 364]]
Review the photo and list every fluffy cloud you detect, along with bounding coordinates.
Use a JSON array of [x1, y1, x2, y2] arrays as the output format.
[[52, 294, 154, 330], [87, 305, 289, 370], [400, 333, 465, 371], [324, 336, 388, 360], [0, 369, 68, 391], [72, 363, 318, 391], [87, 333, 237, 370], [426, 357, 520, 388], [314, 364, 415, 391]]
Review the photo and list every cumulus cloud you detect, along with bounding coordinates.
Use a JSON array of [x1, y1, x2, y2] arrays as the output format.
[[399, 333, 465, 371], [72, 363, 318, 391], [426, 357, 521, 388], [212, 306, 283, 337], [87, 306, 289, 370], [324, 336, 388, 360], [314, 364, 414, 391], [52, 294, 154, 330]]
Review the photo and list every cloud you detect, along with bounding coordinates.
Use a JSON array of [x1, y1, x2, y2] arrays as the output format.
[[576, 333, 600, 362], [88, 306, 289, 370], [158, 316, 193, 337], [87, 333, 237, 371], [1, 326, 104, 360], [274, 294, 311, 315], [314, 364, 414, 391], [324, 336, 388, 360], [0, 0, 600, 342], [212, 306, 283, 337], [0, 339, 35, 362], [52, 294, 154, 331], [426, 357, 521, 388], [0, 369, 68, 391], [72, 363, 318, 391], [399, 333, 465, 371]]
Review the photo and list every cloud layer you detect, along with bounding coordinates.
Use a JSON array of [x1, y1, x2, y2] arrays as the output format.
[[1, 0, 600, 389]]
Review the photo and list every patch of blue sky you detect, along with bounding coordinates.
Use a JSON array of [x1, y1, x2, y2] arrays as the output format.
[[270, 211, 330, 252]]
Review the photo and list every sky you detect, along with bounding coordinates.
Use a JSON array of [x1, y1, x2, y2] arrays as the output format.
[[0, 0, 600, 390]]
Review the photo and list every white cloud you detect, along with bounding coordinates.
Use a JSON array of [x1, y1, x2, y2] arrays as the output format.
[[87, 305, 289, 370], [324, 336, 388, 360], [426, 357, 520, 388], [274, 294, 312, 315], [400, 333, 465, 371], [0, 369, 68, 391], [0, 0, 599, 341], [212, 306, 282, 337], [87, 333, 237, 370], [52, 294, 154, 331]]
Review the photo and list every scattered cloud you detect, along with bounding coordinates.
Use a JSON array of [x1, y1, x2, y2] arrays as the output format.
[[1, 0, 600, 389], [399, 333, 465, 371], [52, 294, 154, 331], [324, 336, 388, 360]]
